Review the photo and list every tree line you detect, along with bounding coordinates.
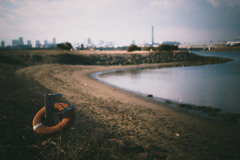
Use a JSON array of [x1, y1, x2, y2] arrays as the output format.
[[127, 44, 179, 52], [56, 42, 179, 52]]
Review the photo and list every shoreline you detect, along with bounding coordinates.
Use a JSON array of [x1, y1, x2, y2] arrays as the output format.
[[2, 50, 240, 159], [91, 63, 240, 123], [17, 61, 240, 159]]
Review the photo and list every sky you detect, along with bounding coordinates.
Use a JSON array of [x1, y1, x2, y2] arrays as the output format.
[[0, 0, 240, 46]]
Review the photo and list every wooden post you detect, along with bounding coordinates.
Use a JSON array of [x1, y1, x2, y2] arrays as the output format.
[[44, 93, 62, 125]]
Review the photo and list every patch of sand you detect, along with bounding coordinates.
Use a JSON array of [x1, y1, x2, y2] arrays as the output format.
[[17, 63, 240, 159]]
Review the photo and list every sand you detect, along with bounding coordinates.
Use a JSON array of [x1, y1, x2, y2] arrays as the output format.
[[16, 63, 240, 160]]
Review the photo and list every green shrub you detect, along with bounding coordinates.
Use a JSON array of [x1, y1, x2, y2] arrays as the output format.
[[158, 44, 178, 51], [233, 43, 240, 46], [56, 42, 73, 51], [127, 44, 142, 52]]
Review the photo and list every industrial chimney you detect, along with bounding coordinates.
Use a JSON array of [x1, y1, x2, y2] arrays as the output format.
[[152, 25, 154, 46]]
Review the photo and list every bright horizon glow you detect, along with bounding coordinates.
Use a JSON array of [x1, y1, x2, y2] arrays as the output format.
[[0, 0, 240, 46]]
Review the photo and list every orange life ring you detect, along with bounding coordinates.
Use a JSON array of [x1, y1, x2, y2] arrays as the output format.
[[33, 103, 75, 135]]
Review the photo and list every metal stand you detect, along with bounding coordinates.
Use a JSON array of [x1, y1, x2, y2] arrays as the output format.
[[44, 93, 62, 125]]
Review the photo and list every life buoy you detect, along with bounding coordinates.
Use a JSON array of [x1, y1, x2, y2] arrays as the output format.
[[33, 103, 75, 135]]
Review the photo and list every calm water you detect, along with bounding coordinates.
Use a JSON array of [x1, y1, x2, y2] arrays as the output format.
[[98, 51, 240, 114]]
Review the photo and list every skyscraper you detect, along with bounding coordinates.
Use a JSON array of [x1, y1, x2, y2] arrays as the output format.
[[27, 40, 32, 46], [1, 40, 5, 48], [35, 40, 41, 48], [12, 39, 19, 46], [19, 37, 24, 45], [53, 38, 56, 45], [87, 38, 92, 45], [43, 40, 48, 48]]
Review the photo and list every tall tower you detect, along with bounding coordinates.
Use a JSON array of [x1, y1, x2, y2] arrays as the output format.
[[152, 25, 154, 46], [87, 38, 91, 45], [35, 40, 41, 48], [1, 40, 5, 48], [27, 40, 32, 45], [43, 40, 48, 48], [19, 37, 24, 45], [53, 38, 56, 45]]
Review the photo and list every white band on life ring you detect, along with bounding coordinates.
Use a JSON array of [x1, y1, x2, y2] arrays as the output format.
[[61, 106, 73, 114], [33, 123, 43, 130]]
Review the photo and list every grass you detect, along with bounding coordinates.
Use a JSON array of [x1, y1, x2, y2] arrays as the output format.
[[0, 58, 166, 160]]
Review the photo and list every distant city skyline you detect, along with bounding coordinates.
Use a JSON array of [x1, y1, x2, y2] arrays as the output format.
[[1, 0, 240, 46], [1, 36, 118, 48]]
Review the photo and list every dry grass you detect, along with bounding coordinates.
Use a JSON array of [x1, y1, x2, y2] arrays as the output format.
[[0, 62, 165, 160], [34, 111, 155, 160]]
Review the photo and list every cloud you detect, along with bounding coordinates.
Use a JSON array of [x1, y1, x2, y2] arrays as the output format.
[[1, 0, 112, 22], [227, 0, 240, 7], [0, 0, 142, 43], [150, 0, 170, 9], [1, 0, 240, 45], [206, 0, 220, 8], [206, 0, 240, 8], [155, 26, 233, 43], [149, 0, 187, 9], [1, 0, 109, 31]]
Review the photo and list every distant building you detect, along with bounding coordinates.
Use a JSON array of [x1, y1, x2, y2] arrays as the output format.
[[27, 40, 32, 46], [227, 37, 240, 46], [1, 40, 5, 48], [99, 40, 105, 47], [87, 38, 92, 45], [35, 40, 41, 48], [87, 38, 96, 47], [19, 37, 24, 45], [162, 41, 181, 45], [10, 38, 32, 49], [105, 41, 114, 47], [26, 40, 32, 48], [53, 38, 56, 45], [12, 39, 19, 46], [43, 40, 48, 48]]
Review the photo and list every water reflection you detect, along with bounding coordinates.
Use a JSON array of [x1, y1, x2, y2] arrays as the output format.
[[99, 51, 240, 114]]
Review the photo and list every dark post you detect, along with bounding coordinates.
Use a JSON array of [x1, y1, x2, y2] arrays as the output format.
[[44, 93, 62, 125]]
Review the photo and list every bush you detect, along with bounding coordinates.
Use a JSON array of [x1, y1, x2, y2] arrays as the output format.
[[56, 42, 73, 51], [127, 44, 142, 52], [143, 46, 157, 51], [158, 44, 178, 51], [233, 43, 240, 46]]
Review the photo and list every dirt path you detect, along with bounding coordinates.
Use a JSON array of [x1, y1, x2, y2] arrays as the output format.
[[16, 63, 240, 160]]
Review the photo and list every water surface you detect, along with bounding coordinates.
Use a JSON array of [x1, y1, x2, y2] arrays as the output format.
[[98, 51, 240, 114]]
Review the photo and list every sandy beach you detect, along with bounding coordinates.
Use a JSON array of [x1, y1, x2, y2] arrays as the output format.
[[16, 62, 240, 160], [1, 50, 239, 159]]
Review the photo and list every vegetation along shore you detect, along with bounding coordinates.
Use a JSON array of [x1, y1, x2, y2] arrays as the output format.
[[1, 50, 240, 160]]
